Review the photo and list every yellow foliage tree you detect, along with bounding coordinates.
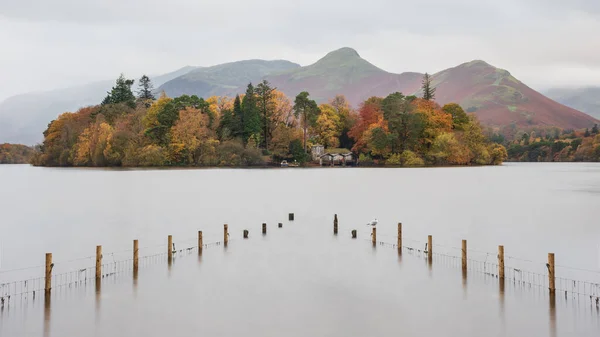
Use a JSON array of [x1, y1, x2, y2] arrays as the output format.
[[170, 107, 212, 164], [143, 93, 172, 129], [314, 104, 341, 148]]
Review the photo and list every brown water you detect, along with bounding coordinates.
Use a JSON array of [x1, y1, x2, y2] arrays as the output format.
[[1, 163, 599, 336]]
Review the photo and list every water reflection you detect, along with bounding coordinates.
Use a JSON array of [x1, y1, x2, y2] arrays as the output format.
[[43, 294, 51, 337], [549, 292, 557, 337], [95, 278, 101, 323], [462, 269, 468, 299], [133, 268, 138, 298]]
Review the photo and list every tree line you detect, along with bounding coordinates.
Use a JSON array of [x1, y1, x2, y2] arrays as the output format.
[[31, 73, 507, 167], [505, 125, 600, 162], [0, 144, 36, 164]]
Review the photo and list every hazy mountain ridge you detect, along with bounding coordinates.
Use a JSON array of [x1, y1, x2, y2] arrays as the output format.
[[543, 87, 600, 120]]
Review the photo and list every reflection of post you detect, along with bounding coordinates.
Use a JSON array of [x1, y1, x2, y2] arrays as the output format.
[[462, 267, 467, 298], [549, 291, 557, 337], [499, 278, 505, 323], [43, 290, 51, 337]]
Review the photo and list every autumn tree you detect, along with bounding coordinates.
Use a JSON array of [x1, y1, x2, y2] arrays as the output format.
[[421, 73, 436, 101], [242, 83, 261, 146], [382, 92, 423, 153], [348, 97, 384, 153], [314, 104, 341, 148], [255, 80, 276, 149], [330, 95, 355, 149], [170, 107, 212, 164], [137, 75, 155, 101], [442, 103, 469, 130], [293, 91, 319, 153], [102, 74, 136, 108]]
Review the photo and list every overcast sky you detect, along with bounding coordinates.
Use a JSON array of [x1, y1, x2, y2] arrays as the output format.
[[1, 0, 599, 101]]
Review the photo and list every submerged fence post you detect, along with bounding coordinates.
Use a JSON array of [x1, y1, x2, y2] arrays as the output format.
[[334, 214, 338, 234], [278, 223, 283, 228], [96, 245, 102, 279], [498, 245, 505, 279], [462, 240, 467, 272], [352, 230, 357, 239], [168, 235, 173, 260], [243, 230, 249, 238], [548, 253, 555, 293], [427, 235, 432, 261], [133, 240, 139, 272], [262, 223, 267, 234], [289, 213, 294, 221], [372, 227, 376, 245], [45, 253, 52, 294], [224, 224, 229, 245], [397, 223, 402, 249]]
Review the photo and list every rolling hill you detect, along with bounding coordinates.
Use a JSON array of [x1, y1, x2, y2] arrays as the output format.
[[543, 87, 600, 120], [158, 60, 300, 98], [0, 66, 200, 145], [423, 60, 598, 129]]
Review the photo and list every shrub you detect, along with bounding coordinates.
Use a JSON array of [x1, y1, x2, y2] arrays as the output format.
[[400, 150, 424, 167]]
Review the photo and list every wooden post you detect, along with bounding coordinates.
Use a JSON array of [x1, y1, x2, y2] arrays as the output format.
[[397, 223, 402, 249], [224, 224, 228, 245], [45, 253, 52, 294], [243, 230, 249, 238], [198, 231, 203, 253], [133, 240, 139, 272], [262, 223, 267, 234], [333, 214, 338, 234], [427, 235, 432, 261], [351, 230, 357, 239], [462, 240, 467, 272], [95, 245, 102, 279], [289, 213, 294, 221], [372, 227, 376, 245], [278, 223, 282, 228], [498, 245, 505, 279], [548, 253, 555, 293], [168, 235, 173, 260]]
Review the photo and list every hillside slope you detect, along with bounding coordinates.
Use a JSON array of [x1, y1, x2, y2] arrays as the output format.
[[158, 60, 300, 98], [544, 87, 600, 120], [0, 66, 199, 145], [265, 47, 423, 106], [422, 60, 598, 129]]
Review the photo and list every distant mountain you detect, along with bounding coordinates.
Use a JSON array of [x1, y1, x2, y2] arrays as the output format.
[[543, 87, 600, 120], [158, 60, 300, 98], [0, 66, 199, 145], [424, 60, 598, 130]]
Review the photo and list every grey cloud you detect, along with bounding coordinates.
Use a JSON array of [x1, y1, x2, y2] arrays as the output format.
[[1, 0, 600, 100]]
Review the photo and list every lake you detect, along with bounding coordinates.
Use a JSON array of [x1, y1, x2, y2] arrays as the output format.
[[1, 163, 599, 336]]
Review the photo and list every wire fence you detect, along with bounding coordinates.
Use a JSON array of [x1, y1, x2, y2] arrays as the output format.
[[367, 231, 600, 302], [0, 238, 226, 305]]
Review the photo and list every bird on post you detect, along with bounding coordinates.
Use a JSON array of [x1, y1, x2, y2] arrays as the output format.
[[366, 218, 378, 226]]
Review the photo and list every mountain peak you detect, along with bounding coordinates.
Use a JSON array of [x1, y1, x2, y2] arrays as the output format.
[[462, 60, 493, 68], [324, 47, 361, 59]]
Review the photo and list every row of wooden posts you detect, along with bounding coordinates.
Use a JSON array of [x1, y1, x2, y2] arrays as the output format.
[[41, 213, 557, 296], [336, 215, 557, 294], [42, 214, 297, 296]]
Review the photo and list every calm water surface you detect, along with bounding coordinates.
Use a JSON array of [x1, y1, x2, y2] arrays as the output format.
[[0, 163, 599, 336]]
